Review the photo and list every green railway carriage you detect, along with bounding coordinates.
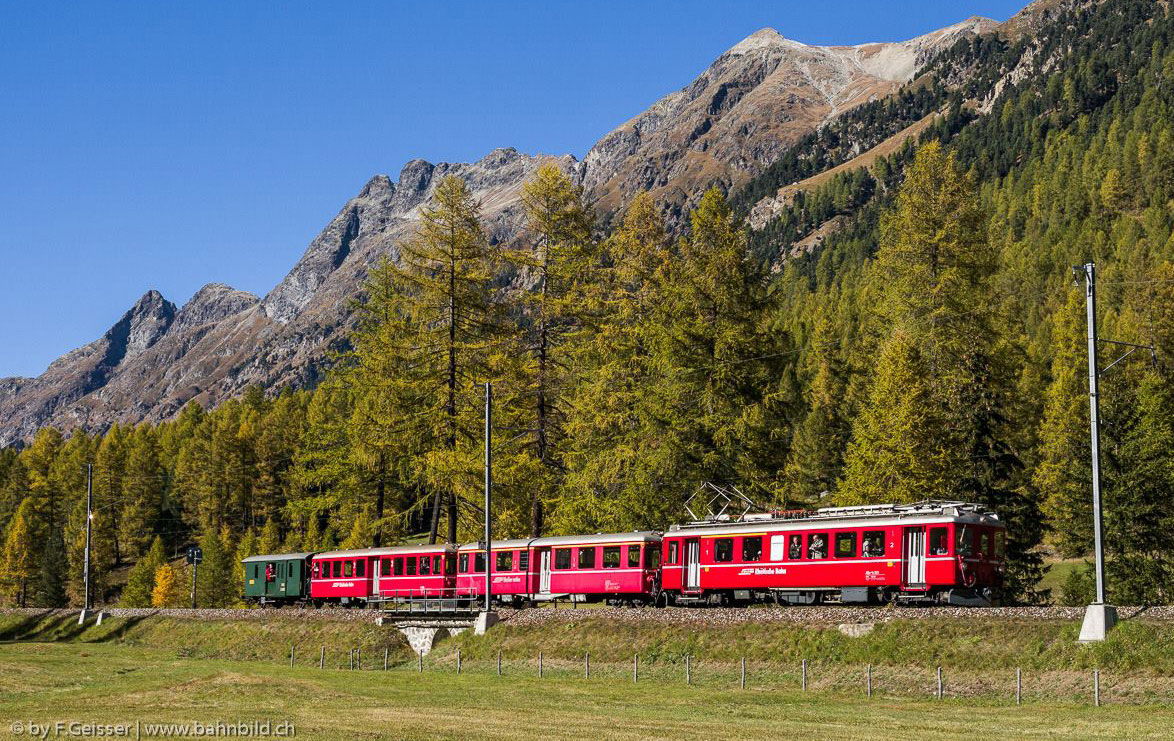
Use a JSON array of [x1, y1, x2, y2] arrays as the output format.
[[242, 552, 312, 606]]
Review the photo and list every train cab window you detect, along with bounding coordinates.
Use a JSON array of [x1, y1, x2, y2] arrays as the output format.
[[645, 546, 660, 570], [955, 527, 974, 557], [714, 538, 734, 562], [474, 552, 486, 573], [406, 557, 417, 576], [497, 551, 513, 572], [343, 561, 354, 578], [930, 527, 949, 555], [355, 560, 365, 578], [742, 536, 763, 562], [381, 558, 392, 576], [627, 545, 641, 568], [979, 532, 991, 558], [519, 551, 530, 571], [807, 533, 828, 560], [603, 546, 621, 569], [554, 548, 572, 569], [668, 542, 679, 565], [862, 531, 886, 557], [835, 532, 857, 558], [994, 531, 1005, 560], [459, 553, 469, 573], [578, 547, 597, 569], [420, 556, 431, 575]]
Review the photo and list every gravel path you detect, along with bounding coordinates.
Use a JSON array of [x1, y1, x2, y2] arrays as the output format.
[[4, 604, 1173, 626]]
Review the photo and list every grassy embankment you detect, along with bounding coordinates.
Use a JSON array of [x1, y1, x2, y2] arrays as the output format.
[[1, 609, 1172, 706]]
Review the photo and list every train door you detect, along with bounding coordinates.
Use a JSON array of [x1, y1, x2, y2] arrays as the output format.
[[370, 557, 382, 600], [903, 527, 927, 586], [538, 548, 552, 594], [684, 538, 701, 592]]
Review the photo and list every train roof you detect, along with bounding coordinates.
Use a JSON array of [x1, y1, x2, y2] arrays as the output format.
[[313, 544, 455, 559], [241, 552, 312, 563], [669, 500, 1001, 536], [457, 538, 533, 551], [531, 531, 662, 547]]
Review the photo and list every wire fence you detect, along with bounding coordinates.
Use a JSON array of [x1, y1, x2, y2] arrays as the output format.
[[283, 644, 1173, 707]]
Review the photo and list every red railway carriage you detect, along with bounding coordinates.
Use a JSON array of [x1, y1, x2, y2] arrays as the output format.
[[310, 545, 456, 605], [529, 532, 662, 605], [659, 501, 1004, 606], [454, 539, 534, 604]]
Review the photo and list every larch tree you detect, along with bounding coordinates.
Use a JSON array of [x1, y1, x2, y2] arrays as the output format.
[[119, 425, 166, 560], [512, 163, 595, 536], [121, 535, 166, 607], [0, 499, 38, 606]]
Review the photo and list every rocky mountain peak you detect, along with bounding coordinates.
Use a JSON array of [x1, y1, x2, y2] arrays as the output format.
[[173, 283, 259, 331], [114, 290, 176, 361]]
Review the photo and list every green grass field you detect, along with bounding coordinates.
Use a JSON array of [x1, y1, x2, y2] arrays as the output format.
[[1, 642, 1172, 740]]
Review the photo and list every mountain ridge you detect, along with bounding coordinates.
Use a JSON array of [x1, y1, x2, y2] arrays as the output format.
[[0, 13, 1010, 445]]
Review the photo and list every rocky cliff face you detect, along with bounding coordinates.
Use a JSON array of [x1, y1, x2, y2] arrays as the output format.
[[580, 19, 996, 215], [0, 14, 1003, 445]]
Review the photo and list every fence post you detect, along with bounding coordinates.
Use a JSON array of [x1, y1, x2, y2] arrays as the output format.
[[358, 647, 362, 671], [290, 645, 295, 668], [633, 654, 638, 683], [457, 648, 462, 674], [418, 650, 423, 673], [867, 664, 872, 699], [1094, 669, 1100, 707], [319, 646, 324, 670], [349, 649, 354, 671], [384, 648, 388, 671], [802, 659, 807, 691], [539, 651, 543, 678], [498, 649, 502, 677], [685, 655, 691, 685], [1016, 668, 1022, 705], [936, 666, 943, 700], [585, 651, 590, 679], [740, 657, 746, 690]]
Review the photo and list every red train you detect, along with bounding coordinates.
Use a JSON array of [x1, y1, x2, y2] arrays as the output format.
[[244, 501, 1005, 608]]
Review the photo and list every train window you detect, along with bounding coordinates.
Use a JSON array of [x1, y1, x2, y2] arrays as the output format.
[[930, 527, 949, 555], [955, 527, 974, 557], [276, 563, 283, 579], [578, 547, 597, 569], [714, 538, 734, 562], [807, 533, 828, 560], [668, 542, 679, 564], [459, 553, 469, 573], [311, 563, 319, 579], [356, 560, 365, 578], [519, 551, 529, 571], [445, 555, 456, 575], [788, 534, 802, 560], [627, 545, 641, 568], [862, 531, 886, 557], [742, 537, 762, 562], [333, 561, 342, 578], [406, 557, 417, 576], [381, 558, 392, 576], [835, 532, 857, 558], [475, 552, 486, 573], [645, 546, 660, 570], [555, 548, 572, 569], [420, 556, 431, 575], [343, 561, 354, 578], [994, 531, 1005, 559], [391, 558, 402, 576], [497, 551, 513, 572], [603, 546, 621, 569], [980, 532, 991, 558]]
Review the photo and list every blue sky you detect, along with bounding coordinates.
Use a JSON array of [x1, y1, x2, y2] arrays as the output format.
[[0, 1, 1027, 378]]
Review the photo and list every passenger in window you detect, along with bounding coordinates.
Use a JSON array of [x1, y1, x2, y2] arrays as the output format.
[[808, 534, 827, 559], [862, 534, 884, 557], [788, 535, 802, 560]]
